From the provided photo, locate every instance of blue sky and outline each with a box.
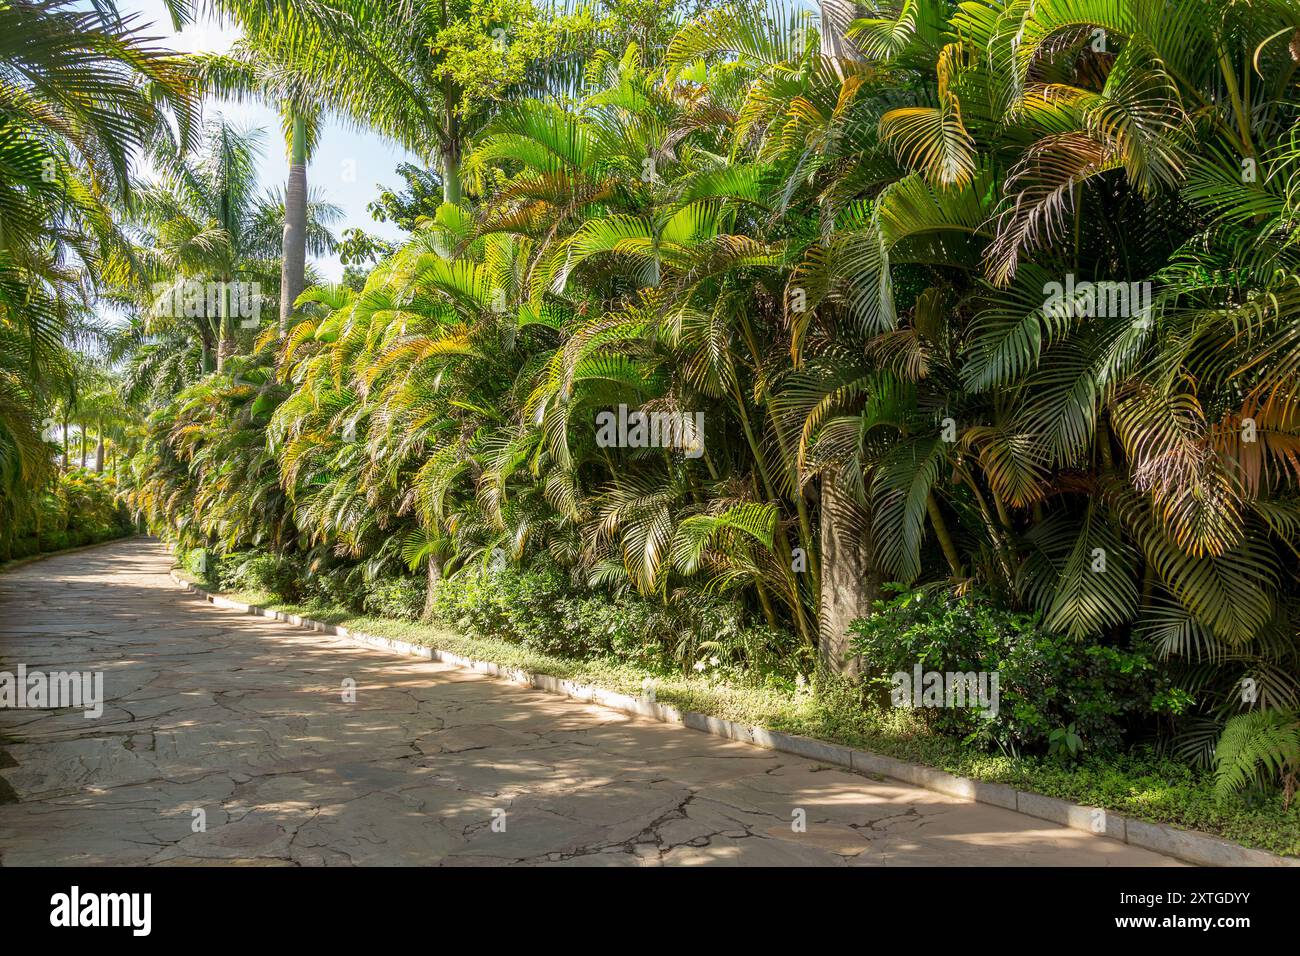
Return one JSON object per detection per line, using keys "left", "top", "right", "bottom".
{"left": 123, "top": 0, "right": 419, "bottom": 282}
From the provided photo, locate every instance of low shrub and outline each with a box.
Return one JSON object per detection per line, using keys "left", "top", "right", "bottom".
{"left": 2, "top": 469, "right": 134, "bottom": 562}
{"left": 364, "top": 575, "right": 426, "bottom": 621}
{"left": 176, "top": 546, "right": 218, "bottom": 585}
{"left": 302, "top": 561, "right": 367, "bottom": 611}
{"left": 849, "top": 586, "right": 1162, "bottom": 758}
{"left": 428, "top": 556, "right": 805, "bottom": 683}
{"left": 218, "top": 550, "right": 306, "bottom": 602}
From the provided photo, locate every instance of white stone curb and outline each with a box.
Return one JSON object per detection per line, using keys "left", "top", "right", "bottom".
{"left": 170, "top": 571, "right": 1299, "bottom": 868}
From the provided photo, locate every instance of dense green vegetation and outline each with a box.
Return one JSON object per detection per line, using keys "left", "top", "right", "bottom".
{"left": 1, "top": 469, "right": 135, "bottom": 563}
{"left": 4, "top": 0, "right": 1300, "bottom": 845}
{"left": 0, "top": 0, "right": 193, "bottom": 555}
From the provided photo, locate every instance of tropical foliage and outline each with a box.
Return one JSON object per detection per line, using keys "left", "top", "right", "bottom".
{"left": 9, "top": 0, "right": 1300, "bottom": 805}
{"left": 0, "top": 0, "right": 193, "bottom": 554}
{"left": 3, "top": 468, "right": 135, "bottom": 561}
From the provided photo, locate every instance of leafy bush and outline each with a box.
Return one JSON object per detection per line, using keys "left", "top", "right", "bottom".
{"left": 176, "top": 546, "right": 217, "bottom": 585}
{"left": 59, "top": 469, "right": 133, "bottom": 542}
{"left": 849, "top": 586, "right": 1162, "bottom": 757}
{"left": 303, "top": 562, "right": 369, "bottom": 612}
{"left": 218, "top": 550, "right": 306, "bottom": 602}
{"left": 1214, "top": 710, "right": 1300, "bottom": 807}
{"left": 3, "top": 469, "right": 134, "bottom": 562}
{"left": 364, "top": 575, "right": 426, "bottom": 621}
{"left": 428, "top": 556, "right": 804, "bottom": 683}
{"left": 429, "top": 560, "right": 597, "bottom": 657}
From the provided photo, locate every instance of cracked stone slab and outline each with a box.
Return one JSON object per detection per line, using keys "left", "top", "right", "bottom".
{"left": 0, "top": 539, "right": 1184, "bottom": 867}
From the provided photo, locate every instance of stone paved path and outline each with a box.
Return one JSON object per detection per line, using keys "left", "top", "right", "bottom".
{"left": 0, "top": 539, "right": 1182, "bottom": 866}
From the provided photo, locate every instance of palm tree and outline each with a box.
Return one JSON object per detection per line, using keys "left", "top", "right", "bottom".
{"left": 282, "top": 112, "right": 311, "bottom": 331}
{"left": 186, "top": 38, "right": 326, "bottom": 332}
{"left": 0, "top": 0, "right": 193, "bottom": 552}
{"left": 770, "top": 0, "right": 1300, "bottom": 711}
{"left": 72, "top": 371, "right": 133, "bottom": 473}
{"left": 130, "top": 120, "right": 340, "bottom": 371}
{"left": 213, "top": 0, "right": 622, "bottom": 205}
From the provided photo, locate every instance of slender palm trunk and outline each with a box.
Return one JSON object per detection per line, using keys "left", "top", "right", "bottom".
{"left": 423, "top": 552, "right": 444, "bottom": 621}
{"left": 216, "top": 273, "right": 234, "bottom": 371}
{"left": 736, "top": 310, "right": 821, "bottom": 594}
{"left": 441, "top": 79, "right": 462, "bottom": 205}
{"left": 441, "top": 139, "right": 462, "bottom": 205}
{"left": 280, "top": 113, "right": 308, "bottom": 333}
{"left": 810, "top": 4, "right": 878, "bottom": 675}
{"left": 200, "top": 322, "right": 215, "bottom": 374}
{"left": 94, "top": 416, "right": 104, "bottom": 473}
{"left": 927, "top": 493, "right": 964, "bottom": 577}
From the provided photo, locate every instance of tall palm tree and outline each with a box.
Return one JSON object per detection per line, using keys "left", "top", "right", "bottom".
{"left": 200, "top": 0, "right": 468, "bottom": 205}
{"left": 186, "top": 38, "right": 325, "bottom": 332}
{"left": 130, "top": 120, "right": 340, "bottom": 371}
{"left": 212, "top": 0, "right": 620, "bottom": 205}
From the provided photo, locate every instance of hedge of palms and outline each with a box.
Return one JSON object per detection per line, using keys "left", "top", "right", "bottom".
{"left": 115, "top": 0, "right": 1300, "bottom": 799}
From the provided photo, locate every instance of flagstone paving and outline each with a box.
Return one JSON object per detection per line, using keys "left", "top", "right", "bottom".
{"left": 0, "top": 539, "right": 1183, "bottom": 866}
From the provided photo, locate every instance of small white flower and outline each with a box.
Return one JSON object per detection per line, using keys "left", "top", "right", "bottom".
{"left": 693, "top": 660, "right": 707, "bottom": 672}
{"left": 708, "top": 656, "right": 720, "bottom": 666}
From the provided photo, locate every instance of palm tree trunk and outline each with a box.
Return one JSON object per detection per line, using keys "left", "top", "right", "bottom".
{"left": 94, "top": 416, "right": 104, "bottom": 473}
{"left": 423, "top": 552, "right": 444, "bottom": 621}
{"left": 736, "top": 309, "right": 821, "bottom": 595}
{"left": 927, "top": 493, "right": 964, "bottom": 577}
{"left": 819, "top": 0, "right": 861, "bottom": 75}
{"left": 279, "top": 113, "right": 308, "bottom": 333}
{"left": 441, "top": 81, "right": 462, "bottom": 205}
{"left": 817, "top": 470, "right": 879, "bottom": 677}
{"left": 200, "top": 325, "right": 215, "bottom": 374}
{"left": 441, "top": 140, "right": 462, "bottom": 205}
{"left": 216, "top": 274, "right": 235, "bottom": 371}
{"left": 813, "top": 5, "right": 872, "bottom": 674}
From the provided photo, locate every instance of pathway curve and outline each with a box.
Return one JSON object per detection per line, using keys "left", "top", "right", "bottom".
{"left": 0, "top": 539, "right": 1182, "bottom": 866}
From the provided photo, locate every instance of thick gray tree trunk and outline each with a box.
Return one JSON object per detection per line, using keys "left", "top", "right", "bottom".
{"left": 818, "top": 471, "right": 880, "bottom": 677}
